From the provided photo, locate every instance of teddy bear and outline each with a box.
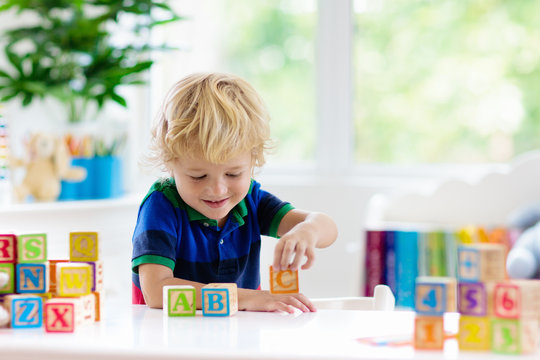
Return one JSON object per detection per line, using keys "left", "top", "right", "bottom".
{"left": 10, "top": 132, "right": 87, "bottom": 202}
{"left": 506, "top": 204, "right": 540, "bottom": 279}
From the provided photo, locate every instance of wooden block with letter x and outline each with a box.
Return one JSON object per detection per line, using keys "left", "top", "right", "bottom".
{"left": 163, "top": 285, "right": 196, "bottom": 316}
{"left": 269, "top": 266, "right": 299, "bottom": 294}
{"left": 202, "top": 283, "right": 238, "bottom": 317}
{"left": 44, "top": 297, "right": 83, "bottom": 333}
{"left": 70, "top": 232, "right": 99, "bottom": 262}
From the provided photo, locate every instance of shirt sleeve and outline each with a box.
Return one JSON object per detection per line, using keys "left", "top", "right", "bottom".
{"left": 251, "top": 181, "right": 294, "bottom": 238}
{"left": 131, "top": 191, "right": 179, "bottom": 273}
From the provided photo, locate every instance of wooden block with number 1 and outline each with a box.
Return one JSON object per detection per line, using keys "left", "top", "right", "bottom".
{"left": 269, "top": 266, "right": 299, "bottom": 294}
{"left": 414, "top": 315, "right": 445, "bottom": 350}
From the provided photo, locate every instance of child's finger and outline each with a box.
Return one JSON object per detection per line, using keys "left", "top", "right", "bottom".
{"left": 301, "top": 247, "right": 315, "bottom": 270}
{"left": 273, "top": 240, "right": 285, "bottom": 270}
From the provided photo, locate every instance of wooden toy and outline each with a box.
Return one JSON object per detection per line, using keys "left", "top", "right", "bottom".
{"left": 269, "top": 266, "right": 299, "bottom": 294}
{"left": 80, "top": 293, "right": 96, "bottom": 324}
{"left": 458, "top": 315, "right": 491, "bottom": 351}
{"left": 93, "top": 291, "right": 104, "bottom": 322}
{"left": 458, "top": 282, "right": 487, "bottom": 316}
{"left": 17, "top": 233, "right": 47, "bottom": 263}
{"left": 48, "top": 259, "right": 69, "bottom": 293}
{"left": 76, "top": 260, "right": 104, "bottom": 292}
{"left": 44, "top": 297, "right": 83, "bottom": 333}
{"left": 4, "top": 294, "right": 43, "bottom": 328}
{"left": 202, "top": 283, "right": 238, "bottom": 317}
{"left": 163, "top": 285, "right": 196, "bottom": 317}
{"left": 415, "top": 276, "right": 456, "bottom": 315}
{"left": 491, "top": 318, "right": 539, "bottom": 354}
{"left": 16, "top": 262, "right": 49, "bottom": 293}
{"left": 457, "top": 243, "right": 506, "bottom": 283}
{"left": 69, "top": 232, "right": 99, "bottom": 262}
{"left": 414, "top": 315, "right": 445, "bottom": 350}
{"left": 0, "top": 234, "right": 17, "bottom": 263}
{"left": 0, "top": 263, "right": 15, "bottom": 293}
{"left": 56, "top": 262, "right": 92, "bottom": 297}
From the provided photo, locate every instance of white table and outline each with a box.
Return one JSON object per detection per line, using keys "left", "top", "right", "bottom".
{"left": 0, "top": 298, "right": 538, "bottom": 360}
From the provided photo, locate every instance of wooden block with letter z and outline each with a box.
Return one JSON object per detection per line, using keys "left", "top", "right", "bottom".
{"left": 56, "top": 262, "right": 92, "bottom": 297}
{"left": 4, "top": 294, "right": 43, "bottom": 328}
{"left": 414, "top": 315, "right": 445, "bottom": 350}
{"left": 457, "top": 243, "right": 506, "bottom": 283}
{"left": 44, "top": 297, "right": 83, "bottom": 333}
{"left": 202, "top": 283, "right": 238, "bottom": 316}
{"left": 70, "top": 232, "right": 99, "bottom": 262}
{"left": 0, "top": 234, "right": 17, "bottom": 263}
{"left": 17, "top": 233, "right": 47, "bottom": 263}
{"left": 269, "top": 266, "right": 299, "bottom": 294}
{"left": 415, "top": 276, "right": 456, "bottom": 315}
{"left": 163, "top": 285, "right": 196, "bottom": 316}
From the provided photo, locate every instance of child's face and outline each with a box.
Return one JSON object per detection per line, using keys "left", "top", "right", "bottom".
{"left": 170, "top": 151, "right": 253, "bottom": 227}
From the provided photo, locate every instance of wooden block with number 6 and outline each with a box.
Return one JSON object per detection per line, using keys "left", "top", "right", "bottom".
{"left": 269, "top": 266, "right": 299, "bottom": 294}
{"left": 163, "top": 285, "right": 196, "bottom": 316}
{"left": 494, "top": 280, "right": 540, "bottom": 320}
{"left": 414, "top": 315, "right": 445, "bottom": 350}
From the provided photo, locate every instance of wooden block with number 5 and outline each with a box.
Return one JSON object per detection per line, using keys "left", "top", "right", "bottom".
{"left": 415, "top": 276, "right": 456, "bottom": 315}
{"left": 414, "top": 315, "right": 445, "bottom": 350}
{"left": 269, "top": 266, "right": 299, "bottom": 294}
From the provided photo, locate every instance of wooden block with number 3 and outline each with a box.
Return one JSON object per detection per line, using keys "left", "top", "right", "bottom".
{"left": 269, "top": 266, "right": 299, "bottom": 294}
{"left": 414, "top": 315, "right": 445, "bottom": 350}
{"left": 491, "top": 318, "right": 540, "bottom": 354}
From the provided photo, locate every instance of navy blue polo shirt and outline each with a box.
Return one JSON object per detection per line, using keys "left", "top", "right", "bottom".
{"left": 131, "top": 178, "right": 293, "bottom": 304}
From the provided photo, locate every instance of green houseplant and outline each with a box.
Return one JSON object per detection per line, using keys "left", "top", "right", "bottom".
{"left": 0, "top": 0, "right": 180, "bottom": 123}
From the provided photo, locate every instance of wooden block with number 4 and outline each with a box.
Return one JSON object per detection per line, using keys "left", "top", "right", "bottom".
{"left": 269, "top": 266, "right": 299, "bottom": 294}
{"left": 414, "top": 315, "right": 445, "bottom": 350}
{"left": 415, "top": 276, "right": 456, "bottom": 315}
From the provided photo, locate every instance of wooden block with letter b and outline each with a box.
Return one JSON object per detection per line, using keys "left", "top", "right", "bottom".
{"left": 414, "top": 315, "right": 445, "bottom": 350}
{"left": 269, "top": 266, "right": 299, "bottom": 294}
{"left": 163, "top": 285, "right": 196, "bottom": 317}
{"left": 415, "top": 276, "right": 456, "bottom": 315}
{"left": 202, "top": 283, "right": 238, "bottom": 316}
{"left": 69, "top": 232, "right": 99, "bottom": 262}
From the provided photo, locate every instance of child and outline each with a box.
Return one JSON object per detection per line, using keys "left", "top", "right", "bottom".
{"left": 131, "top": 72, "right": 338, "bottom": 313}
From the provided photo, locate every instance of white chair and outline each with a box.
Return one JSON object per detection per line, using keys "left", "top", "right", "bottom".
{"left": 312, "top": 284, "right": 395, "bottom": 311}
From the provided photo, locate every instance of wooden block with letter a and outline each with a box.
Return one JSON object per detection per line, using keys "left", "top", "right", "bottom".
{"left": 491, "top": 317, "right": 539, "bottom": 354}
{"left": 269, "top": 266, "right": 299, "bottom": 294}
{"left": 458, "top": 315, "right": 491, "bottom": 351}
{"left": 414, "top": 315, "right": 445, "bottom": 350}
{"left": 56, "top": 262, "right": 92, "bottom": 297}
{"left": 4, "top": 294, "right": 43, "bottom": 328}
{"left": 69, "top": 232, "right": 99, "bottom": 262}
{"left": 163, "top": 285, "right": 196, "bottom": 316}
{"left": 202, "top": 283, "right": 238, "bottom": 316}
{"left": 44, "top": 297, "right": 83, "bottom": 333}
{"left": 415, "top": 276, "right": 456, "bottom": 315}
{"left": 0, "top": 234, "right": 17, "bottom": 263}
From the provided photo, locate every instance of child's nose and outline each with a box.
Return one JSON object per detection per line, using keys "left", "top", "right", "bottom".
{"left": 208, "top": 177, "right": 227, "bottom": 195}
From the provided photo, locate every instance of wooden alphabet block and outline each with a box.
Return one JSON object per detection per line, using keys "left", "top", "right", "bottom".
{"left": 4, "top": 294, "right": 43, "bottom": 328}
{"left": 269, "top": 266, "right": 299, "bottom": 294}
{"left": 48, "top": 259, "right": 69, "bottom": 293}
{"left": 0, "top": 234, "right": 17, "bottom": 263}
{"left": 44, "top": 297, "right": 83, "bottom": 333}
{"left": 457, "top": 243, "right": 506, "bottom": 283}
{"left": 415, "top": 276, "right": 456, "bottom": 315}
{"left": 74, "top": 260, "right": 104, "bottom": 292}
{"left": 79, "top": 293, "right": 96, "bottom": 324}
{"left": 163, "top": 285, "right": 196, "bottom": 317}
{"left": 414, "top": 315, "right": 445, "bottom": 350}
{"left": 491, "top": 318, "right": 539, "bottom": 354}
{"left": 202, "top": 283, "right": 238, "bottom": 316}
{"left": 0, "top": 263, "right": 15, "bottom": 293}
{"left": 16, "top": 262, "right": 49, "bottom": 293}
{"left": 56, "top": 263, "right": 92, "bottom": 297}
{"left": 458, "top": 316, "right": 491, "bottom": 351}
{"left": 69, "top": 232, "right": 99, "bottom": 262}
{"left": 17, "top": 233, "right": 47, "bottom": 263}
{"left": 93, "top": 291, "right": 105, "bottom": 322}
{"left": 458, "top": 282, "right": 487, "bottom": 316}
{"left": 498, "top": 279, "right": 540, "bottom": 320}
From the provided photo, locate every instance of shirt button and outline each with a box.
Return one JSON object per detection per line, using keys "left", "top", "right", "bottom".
{"left": 203, "top": 222, "right": 209, "bottom": 227}
{"left": 219, "top": 239, "right": 224, "bottom": 245}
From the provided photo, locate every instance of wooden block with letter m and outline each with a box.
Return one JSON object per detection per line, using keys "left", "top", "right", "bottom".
{"left": 269, "top": 266, "right": 299, "bottom": 294}
{"left": 163, "top": 285, "right": 196, "bottom": 317}
{"left": 202, "top": 283, "right": 238, "bottom": 317}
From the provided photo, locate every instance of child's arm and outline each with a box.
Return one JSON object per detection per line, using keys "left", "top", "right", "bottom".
{"left": 273, "top": 209, "right": 338, "bottom": 271}
{"left": 139, "top": 263, "right": 316, "bottom": 312}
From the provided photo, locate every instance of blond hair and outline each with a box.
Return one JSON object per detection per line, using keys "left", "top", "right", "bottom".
{"left": 148, "top": 73, "right": 272, "bottom": 171}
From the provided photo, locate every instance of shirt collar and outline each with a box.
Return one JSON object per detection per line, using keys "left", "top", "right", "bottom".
{"left": 185, "top": 197, "right": 248, "bottom": 227}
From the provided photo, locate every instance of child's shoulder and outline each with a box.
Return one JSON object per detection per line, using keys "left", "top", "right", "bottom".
{"left": 142, "top": 178, "right": 182, "bottom": 207}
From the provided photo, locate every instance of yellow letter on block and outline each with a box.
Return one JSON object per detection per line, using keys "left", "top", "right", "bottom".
{"left": 70, "top": 232, "right": 99, "bottom": 262}
{"left": 269, "top": 266, "right": 299, "bottom": 294}
{"left": 56, "top": 263, "right": 92, "bottom": 297}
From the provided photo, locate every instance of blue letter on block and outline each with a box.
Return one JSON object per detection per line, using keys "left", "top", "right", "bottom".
{"left": 16, "top": 263, "right": 47, "bottom": 293}
{"left": 11, "top": 297, "right": 43, "bottom": 328}
{"left": 202, "top": 289, "right": 230, "bottom": 316}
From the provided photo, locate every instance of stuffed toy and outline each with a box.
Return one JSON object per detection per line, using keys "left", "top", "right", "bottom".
{"left": 10, "top": 133, "right": 87, "bottom": 202}
{"left": 0, "top": 272, "right": 9, "bottom": 327}
{"left": 506, "top": 205, "right": 540, "bottom": 279}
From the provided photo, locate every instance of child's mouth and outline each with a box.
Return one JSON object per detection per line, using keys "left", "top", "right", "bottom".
{"left": 204, "top": 199, "right": 228, "bottom": 208}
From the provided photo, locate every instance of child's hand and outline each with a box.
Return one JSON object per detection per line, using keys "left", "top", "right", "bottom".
{"left": 273, "top": 224, "right": 317, "bottom": 271}
{"left": 238, "top": 288, "right": 316, "bottom": 313}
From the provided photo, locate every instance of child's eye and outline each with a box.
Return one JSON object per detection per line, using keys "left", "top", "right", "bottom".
{"left": 226, "top": 173, "right": 241, "bottom": 178}
{"left": 190, "top": 175, "right": 206, "bottom": 180}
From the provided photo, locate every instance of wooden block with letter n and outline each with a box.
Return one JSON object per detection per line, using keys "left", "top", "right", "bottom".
{"left": 202, "top": 283, "right": 238, "bottom": 317}
{"left": 414, "top": 315, "right": 445, "bottom": 350}
{"left": 56, "top": 262, "right": 92, "bottom": 297}
{"left": 17, "top": 233, "right": 47, "bottom": 263}
{"left": 4, "top": 294, "right": 43, "bottom": 328}
{"left": 458, "top": 315, "right": 491, "bottom": 351}
{"left": 0, "top": 263, "right": 15, "bottom": 293}
{"left": 491, "top": 317, "right": 539, "bottom": 354}
{"left": 269, "top": 266, "right": 299, "bottom": 294}
{"left": 70, "top": 232, "right": 99, "bottom": 262}
{"left": 163, "top": 285, "right": 196, "bottom": 316}
{"left": 415, "top": 276, "right": 456, "bottom": 315}
{"left": 44, "top": 297, "right": 83, "bottom": 333}
{"left": 457, "top": 243, "right": 506, "bottom": 283}
{"left": 16, "top": 262, "right": 49, "bottom": 293}
{"left": 0, "top": 234, "right": 17, "bottom": 263}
